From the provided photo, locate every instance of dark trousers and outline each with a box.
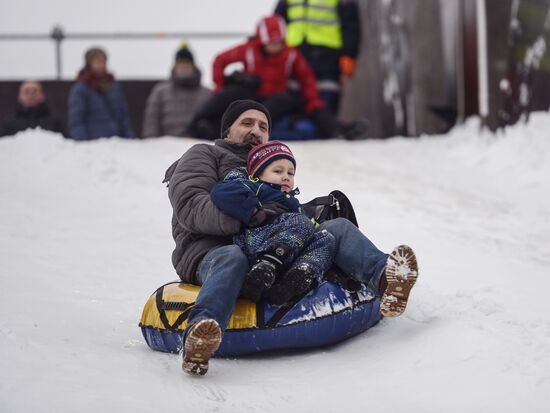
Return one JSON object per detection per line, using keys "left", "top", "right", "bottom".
{"left": 299, "top": 44, "right": 342, "bottom": 115}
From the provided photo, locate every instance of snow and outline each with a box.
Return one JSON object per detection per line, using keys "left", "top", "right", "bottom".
{"left": 1, "top": 113, "right": 550, "bottom": 412}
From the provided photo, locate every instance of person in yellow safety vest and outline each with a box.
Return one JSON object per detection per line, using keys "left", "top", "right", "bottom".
{"left": 275, "top": 0, "right": 361, "bottom": 115}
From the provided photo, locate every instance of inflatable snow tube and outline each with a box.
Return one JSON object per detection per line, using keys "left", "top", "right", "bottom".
{"left": 140, "top": 280, "right": 382, "bottom": 357}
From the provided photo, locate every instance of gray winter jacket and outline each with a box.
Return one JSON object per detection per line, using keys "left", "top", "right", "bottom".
{"left": 164, "top": 139, "right": 252, "bottom": 282}
{"left": 142, "top": 69, "right": 210, "bottom": 137}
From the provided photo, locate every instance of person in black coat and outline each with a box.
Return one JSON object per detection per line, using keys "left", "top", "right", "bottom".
{"left": 1, "top": 81, "right": 63, "bottom": 137}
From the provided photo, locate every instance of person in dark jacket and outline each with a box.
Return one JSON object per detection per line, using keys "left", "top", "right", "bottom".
{"left": 275, "top": 0, "right": 361, "bottom": 114}
{"left": 210, "top": 141, "right": 336, "bottom": 304}
{"left": 1, "top": 81, "right": 63, "bottom": 137}
{"left": 142, "top": 43, "right": 210, "bottom": 137}
{"left": 68, "top": 47, "right": 136, "bottom": 140}
{"left": 186, "top": 15, "right": 363, "bottom": 140}
{"left": 164, "top": 99, "right": 419, "bottom": 377}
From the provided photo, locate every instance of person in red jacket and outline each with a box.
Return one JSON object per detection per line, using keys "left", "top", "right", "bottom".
{"left": 186, "top": 15, "right": 364, "bottom": 140}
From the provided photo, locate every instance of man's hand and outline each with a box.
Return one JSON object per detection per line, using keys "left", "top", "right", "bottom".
{"left": 339, "top": 56, "right": 357, "bottom": 78}
{"left": 248, "top": 202, "right": 289, "bottom": 227}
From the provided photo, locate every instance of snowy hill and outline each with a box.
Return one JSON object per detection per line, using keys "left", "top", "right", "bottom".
{"left": 1, "top": 114, "right": 549, "bottom": 412}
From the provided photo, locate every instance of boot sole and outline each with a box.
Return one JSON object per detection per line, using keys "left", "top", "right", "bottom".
{"left": 182, "top": 319, "right": 222, "bottom": 376}
{"left": 380, "top": 245, "right": 419, "bottom": 317}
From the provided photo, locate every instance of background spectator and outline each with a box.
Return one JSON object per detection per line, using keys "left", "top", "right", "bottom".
{"left": 186, "top": 15, "right": 364, "bottom": 140}
{"left": 142, "top": 43, "right": 210, "bottom": 138}
{"left": 275, "top": 0, "right": 361, "bottom": 115}
{"left": 1, "top": 80, "right": 63, "bottom": 137}
{"left": 68, "top": 47, "right": 136, "bottom": 140}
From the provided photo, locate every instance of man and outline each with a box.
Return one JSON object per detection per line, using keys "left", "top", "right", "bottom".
{"left": 142, "top": 43, "right": 210, "bottom": 137}
{"left": 186, "top": 15, "right": 364, "bottom": 141}
{"left": 1, "top": 80, "right": 63, "bottom": 137}
{"left": 165, "top": 99, "right": 418, "bottom": 376}
{"left": 275, "top": 0, "right": 361, "bottom": 115}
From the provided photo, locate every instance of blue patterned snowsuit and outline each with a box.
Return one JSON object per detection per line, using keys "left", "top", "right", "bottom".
{"left": 210, "top": 167, "right": 335, "bottom": 281}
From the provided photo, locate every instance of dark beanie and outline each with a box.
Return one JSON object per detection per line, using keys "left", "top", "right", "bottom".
{"left": 247, "top": 140, "right": 295, "bottom": 178}
{"left": 175, "top": 45, "right": 194, "bottom": 64}
{"left": 220, "top": 99, "right": 272, "bottom": 137}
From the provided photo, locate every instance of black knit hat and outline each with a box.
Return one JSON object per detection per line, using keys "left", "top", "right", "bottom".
{"left": 220, "top": 99, "right": 272, "bottom": 138}
{"left": 175, "top": 45, "right": 194, "bottom": 64}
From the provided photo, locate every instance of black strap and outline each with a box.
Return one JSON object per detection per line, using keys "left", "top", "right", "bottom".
{"left": 264, "top": 291, "right": 309, "bottom": 328}
{"left": 170, "top": 308, "right": 193, "bottom": 330}
{"left": 305, "top": 195, "right": 334, "bottom": 206}
{"left": 255, "top": 301, "right": 265, "bottom": 328}
{"left": 155, "top": 286, "right": 171, "bottom": 329}
{"left": 161, "top": 301, "right": 191, "bottom": 311}
{"left": 154, "top": 285, "right": 195, "bottom": 330}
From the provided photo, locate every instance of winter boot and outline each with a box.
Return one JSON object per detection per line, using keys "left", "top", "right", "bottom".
{"left": 181, "top": 319, "right": 222, "bottom": 376}
{"left": 240, "top": 244, "right": 291, "bottom": 301}
{"left": 266, "top": 262, "right": 316, "bottom": 306}
{"left": 380, "top": 245, "right": 419, "bottom": 317}
{"left": 240, "top": 261, "right": 277, "bottom": 301}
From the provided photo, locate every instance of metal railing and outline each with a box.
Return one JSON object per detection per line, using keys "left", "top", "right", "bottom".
{"left": 0, "top": 25, "right": 249, "bottom": 79}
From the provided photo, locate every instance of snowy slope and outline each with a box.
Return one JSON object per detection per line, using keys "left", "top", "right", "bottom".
{"left": 1, "top": 113, "right": 549, "bottom": 412}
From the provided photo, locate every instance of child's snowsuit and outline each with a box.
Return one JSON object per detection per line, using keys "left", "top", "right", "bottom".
{"left": 210, "top": 167, "right": 335, "bottom": 280}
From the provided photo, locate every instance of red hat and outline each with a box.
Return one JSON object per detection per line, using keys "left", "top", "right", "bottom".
{"left": 256, "top": 15, "right": 286, "bottom": 45}
{"left": 247, "top": 141, "right": 296, "bottom": 178}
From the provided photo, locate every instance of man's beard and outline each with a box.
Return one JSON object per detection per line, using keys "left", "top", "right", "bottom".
{"left": 243, "top": 133, "right": 263, "bottom": 146}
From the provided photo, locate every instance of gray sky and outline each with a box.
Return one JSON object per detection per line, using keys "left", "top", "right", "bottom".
{"left": 0, "top": 0, "right": 276, "bottom": 82}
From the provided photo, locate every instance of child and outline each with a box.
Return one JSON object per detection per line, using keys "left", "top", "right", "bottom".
{"left": 210, "top": 141, "right": 336, "bottom": 304}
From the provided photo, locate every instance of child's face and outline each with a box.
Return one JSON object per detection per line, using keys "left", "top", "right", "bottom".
{"left": 258, "top": 159, "right": 295, "bottom": 192}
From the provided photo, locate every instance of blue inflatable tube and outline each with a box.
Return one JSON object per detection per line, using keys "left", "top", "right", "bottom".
{"left": 140, "top": 280, "right": 382, "bottom": 357}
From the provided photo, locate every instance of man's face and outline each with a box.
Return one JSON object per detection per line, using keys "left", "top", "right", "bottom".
{"left": 225, "top": 109, "right": 269, "bottom": 146}
{"left": 18, "top": 81, "right": 45, "bottom": 108}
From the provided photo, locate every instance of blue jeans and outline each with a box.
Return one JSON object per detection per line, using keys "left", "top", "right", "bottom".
{"left": 186, "top": 244, "right": 249, "bottom": 332}
{"left": 186, "top": 218, "right": 389, "bottom": 332}
{"left": 318, "top": 218, "right": 389, "bottom": 293}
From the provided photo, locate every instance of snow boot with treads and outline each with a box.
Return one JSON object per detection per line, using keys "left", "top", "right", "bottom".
{"left": 181, "top": 319, "right": 222, "bottom": 376}
{"left": 380, "top": 245, "right": 419, "bottom": 317}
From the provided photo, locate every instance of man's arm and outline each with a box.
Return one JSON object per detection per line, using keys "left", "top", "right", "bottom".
{"left": 168, "top": 144, "right": 242, "bottom": 236}
{"left": 339, "top": 0, "right": 362, "bottom": 65}
{"left": 212, "top": 44, "right": 248, "bottom": 92}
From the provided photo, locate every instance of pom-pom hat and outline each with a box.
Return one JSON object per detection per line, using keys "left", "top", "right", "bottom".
{"left": 247, "top": 141, "right": 296, "bottom": 178}
{"left": 175, "top": 43, "right": 194, "bottom": 64}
